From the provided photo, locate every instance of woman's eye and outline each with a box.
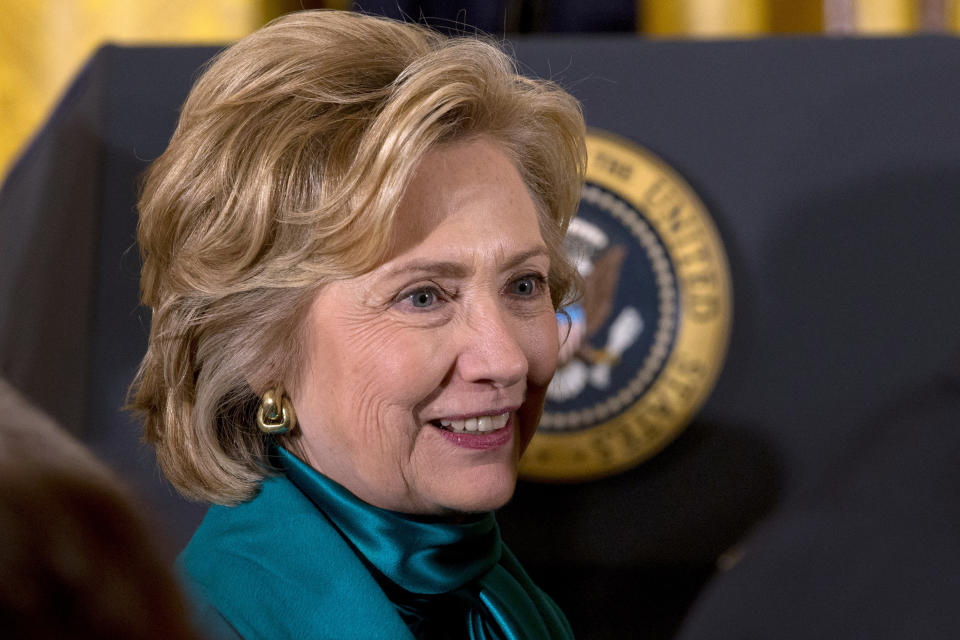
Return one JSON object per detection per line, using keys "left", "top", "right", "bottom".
{"left": 410, "top": 289, "right": 436, "bottom": 307}
{"left": 398, "top": 286, "right": 442, "bottom": 309}
{"left": 508, "top": 275, "right": 544, "bottom": 297}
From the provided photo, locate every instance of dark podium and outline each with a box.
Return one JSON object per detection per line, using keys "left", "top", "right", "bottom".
{"left": 3, "top": 36, "right": 960, "bottom": 639}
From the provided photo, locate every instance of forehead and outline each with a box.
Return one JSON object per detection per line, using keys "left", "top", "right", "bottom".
{"left": 386, "top": 139, "right": 544, "bottom": 260}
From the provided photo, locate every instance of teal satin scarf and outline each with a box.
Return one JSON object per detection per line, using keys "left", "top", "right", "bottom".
{"left": 277, "top": 447, "right": 573, "bottom": 640}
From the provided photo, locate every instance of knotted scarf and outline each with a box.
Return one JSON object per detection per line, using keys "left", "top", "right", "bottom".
{"left": 277, "top": 447, "right": 573, "bottom": 640}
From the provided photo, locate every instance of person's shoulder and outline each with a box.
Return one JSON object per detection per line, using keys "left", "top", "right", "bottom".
{"left": 179, "top": 473, "right": 344, "bottom": 595}
{"left": 177, "top": 473, "right": 413, "bottom": 639}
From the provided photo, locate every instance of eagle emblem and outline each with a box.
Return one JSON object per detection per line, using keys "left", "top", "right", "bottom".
{"left": 549, "top": 217, "right": 644, "bottom": 402}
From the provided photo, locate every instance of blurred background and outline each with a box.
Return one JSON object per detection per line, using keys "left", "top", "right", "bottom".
{"left": 4, "top": 0, "right": 960, "bottom": 181}
{"left": 3, "top": 2, "right": 960, "bottom": 638}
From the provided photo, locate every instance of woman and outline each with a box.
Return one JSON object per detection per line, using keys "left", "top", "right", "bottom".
{"left": 131, "top": 10, "right": 585, "bottom": 639}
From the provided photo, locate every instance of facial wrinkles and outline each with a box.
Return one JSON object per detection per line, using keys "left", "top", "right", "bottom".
{"left": 337, "top": 308, "right": 427, "bottom": 440}
{"left": 299, "top": 292, "right": 400, "bottom": 479}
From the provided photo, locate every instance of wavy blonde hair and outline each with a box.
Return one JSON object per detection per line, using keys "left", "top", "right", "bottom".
{"left": 130, "top": 10, "right": 586, "bottom": 505}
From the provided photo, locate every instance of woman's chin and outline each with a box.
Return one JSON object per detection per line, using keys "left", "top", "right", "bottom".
{"left": 427, "top": 469, "right": 519, "bottom": 515}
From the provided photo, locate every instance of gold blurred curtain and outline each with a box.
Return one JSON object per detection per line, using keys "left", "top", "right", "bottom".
{"left": 0, "top": 0, "right": 349, "bottom": 181}
{"left": 642, "top": 0, "right": 775, "bottom": 36}
{"left": 641, "top": 0, "right": 960, "bottom": 36}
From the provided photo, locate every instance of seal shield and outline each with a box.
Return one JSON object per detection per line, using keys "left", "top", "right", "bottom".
{"left": 520, "top": 130, "right": 732, "bottom": 481}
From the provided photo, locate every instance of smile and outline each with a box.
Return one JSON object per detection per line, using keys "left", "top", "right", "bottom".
{"left": 434, "top": 412, "right": 510, "bottom": 433}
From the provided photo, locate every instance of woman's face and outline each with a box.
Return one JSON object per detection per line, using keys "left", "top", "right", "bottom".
{"left": 291, "top": 139, "right": 559, "bottom": 515}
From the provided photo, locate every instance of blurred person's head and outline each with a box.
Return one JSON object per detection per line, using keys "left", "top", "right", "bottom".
{"left": 0, "top": 379, "right": 199, "bottom": 639}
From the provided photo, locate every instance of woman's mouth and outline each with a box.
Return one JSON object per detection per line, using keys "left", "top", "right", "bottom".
{"left": 430, "top": 411, "right": 515, "bottom": 450}
{"left": 434, "top": 413, "right": 509, "bottom": 433}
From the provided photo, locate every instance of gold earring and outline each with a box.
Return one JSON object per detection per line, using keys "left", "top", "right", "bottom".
{"left": 257, "top": 386, "right": 296, "bottom": 435}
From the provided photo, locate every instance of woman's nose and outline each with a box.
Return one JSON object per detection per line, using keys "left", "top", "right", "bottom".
{"left": 457, "top": 303, "right": 528, "bottom": 388}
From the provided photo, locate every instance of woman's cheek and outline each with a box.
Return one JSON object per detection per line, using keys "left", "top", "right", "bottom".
{"left": 513, "top": 311, "right": 559, "bottom": 455}
{"left": 527, "top": 310, "right": 561, "bottom": 386}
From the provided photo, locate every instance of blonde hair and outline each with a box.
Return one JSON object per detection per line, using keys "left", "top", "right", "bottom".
{"left": 130, "top": 10, "right": 586, "bottom": 504}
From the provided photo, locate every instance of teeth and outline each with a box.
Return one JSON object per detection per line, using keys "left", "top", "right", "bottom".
{"left": 437, "top": 413, "right": 509, "bottom": 433}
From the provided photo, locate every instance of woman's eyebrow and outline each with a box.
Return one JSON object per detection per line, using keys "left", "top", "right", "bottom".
{"left": 500, "top": 246, "right": 550, "bottom": 272}
{"left": 383, "top": 260, "right": 470, "bottom": 280}
{"left": 383, "top": 246, "right": 550, "bottom": 281}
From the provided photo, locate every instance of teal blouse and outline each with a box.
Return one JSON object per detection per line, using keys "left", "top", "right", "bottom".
{"left": 178, "top": 446, "right": 573, "bottom": 639}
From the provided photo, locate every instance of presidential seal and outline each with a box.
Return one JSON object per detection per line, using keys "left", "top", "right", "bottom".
{"left": 520, "top": 130, "right": 732, "bottom": 481}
